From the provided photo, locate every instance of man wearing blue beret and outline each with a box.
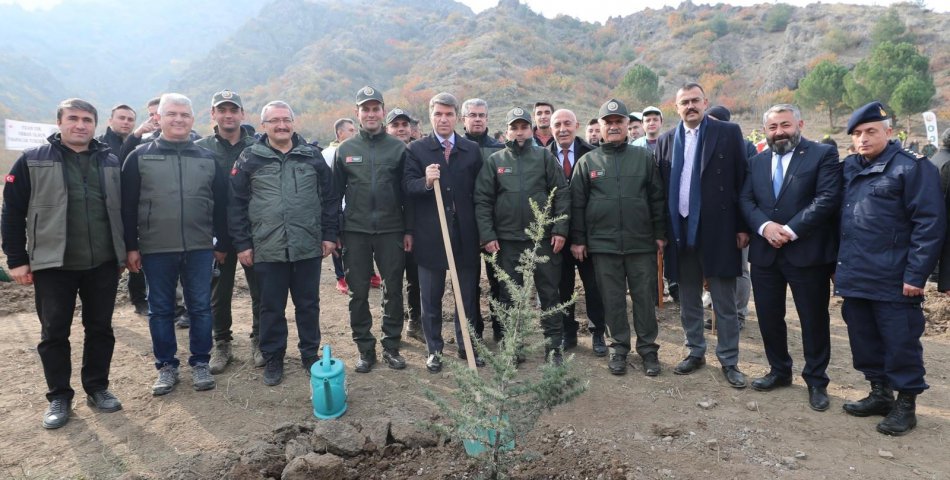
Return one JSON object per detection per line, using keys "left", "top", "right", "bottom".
{"left": 836, "top": 101, "right": 946, "bottom": 436}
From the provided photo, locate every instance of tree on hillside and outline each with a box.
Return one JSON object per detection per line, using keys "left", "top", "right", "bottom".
{"left": 796, "top": 60, "right": 849, "bottom": 128}
{"left": 764, "top": 4, "right": 795, "bottom": 32}
{"left": 843, "top": 41, "right": 934, "bottom": 123}
{"left": 617, "top": 64, "right": 662, "bottom": 106}
{"left": 870, "top": 7, "right": 913, "bottom": 45}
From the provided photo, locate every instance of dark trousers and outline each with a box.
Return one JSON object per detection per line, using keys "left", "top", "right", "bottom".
{"left": 405, "top": 251, "right": 421, "bottom": 321}
{"left": 128, "top": 270, "right": 146, "bottom": 303}
{"left": 475, "top": 252, "right": 503, "bottom": 339}
{"left": 498, "top": 239, "right": 563, "bottom": 347}
{"left": 332, "top": 251, "right": 345, "bottom": 280}
{"left": 751, "top": 257, "right": 833, "bottom": 387}
{"left": 417, "top": 263, "right": 479, "bottom": 355}
{"left": 254, "top": 257, "right": 322, "bottom": 361}
{"left": 33, "top": 261, "right": 119, "bottom": 401}
{"left": 592, "top": 253, "right": 659, "bottom": 357}
{"left": 342, "top": 231, "right": 405, "bottom": 353}
{"left": 211, "top": 249, "right": 261, "bottom": 342}
{"left": 559, "top": 247, "right": 605, "bottom": 337}
{"left": 842, "top": 297, "right": 928, "bottom": 394}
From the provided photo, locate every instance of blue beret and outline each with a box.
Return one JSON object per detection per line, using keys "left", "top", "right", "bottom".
{"left": 847, "top": 101, "right": 889, "bottom": 135}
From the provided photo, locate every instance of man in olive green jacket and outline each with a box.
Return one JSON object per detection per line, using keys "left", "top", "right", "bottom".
{"left": 570, "top": 99, "right": 668, "bottom": 377}
{"left": 474, "top": 107, "right": 570, "bottom": 364}
{"left": 195, "top": 89, "right": 263, "bottom": 374}
{"left": 333, "top": 87, "right": 411, "bottom": 373}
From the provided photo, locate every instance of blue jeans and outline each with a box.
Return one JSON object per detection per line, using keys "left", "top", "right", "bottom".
{"left": 142, "top": 250, "right": 214, "bottom": 369}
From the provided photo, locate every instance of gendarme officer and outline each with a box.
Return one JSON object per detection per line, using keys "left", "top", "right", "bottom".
{"left": 837, "top": 101, "right": 946, "bottom": 436}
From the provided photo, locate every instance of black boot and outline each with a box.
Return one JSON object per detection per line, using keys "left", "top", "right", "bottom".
{"left": 876, "top": 392, "right": 917, "bottom": 436}
{"left": 842, "top": 382, "right": 894, "bottom": 417}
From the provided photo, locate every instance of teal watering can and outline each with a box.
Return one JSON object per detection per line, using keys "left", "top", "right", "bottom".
{"left": 310, "top": 345, "right": 347, "bottom": 419}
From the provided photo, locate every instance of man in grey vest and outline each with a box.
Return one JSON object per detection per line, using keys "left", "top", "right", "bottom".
{"left": 2, "top": 98, "right": 126, "bottom": 429}
{"left": 121, "top": 93, "right": 230, "bottom": 396}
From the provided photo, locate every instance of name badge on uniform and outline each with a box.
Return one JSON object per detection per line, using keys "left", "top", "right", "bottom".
{"left": 345, "top": 156, "right": 363, "bottom": 164}
{"left": 497, "top": 167, "right": 513, "bottom": 175}
{"left": 590, "top": 169, "right": 606, "bottom": 179}
{"left": 141, "top": 155, "right": 164, "bottom": 161}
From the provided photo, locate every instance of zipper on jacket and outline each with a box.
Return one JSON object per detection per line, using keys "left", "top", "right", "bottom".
{"left": 30, "top": 213, "right": 38, "bottom": 260}
{"left": 518, "top": 151, "right": 526, "bottom": 235}
{"left": 370, "top": 139, "right": 378, "bottom": 232}
{"left": 177, "top": 151, "right": 187, "bottom": 251}
{"left": 83, "top": 163, "right": 94, "bottom": 266}
{"left": 614, "top": 152, "right": 623, "bottom": 252}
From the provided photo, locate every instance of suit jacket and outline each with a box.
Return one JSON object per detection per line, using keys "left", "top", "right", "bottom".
{"left": 739, "top": 139, "right": 842, "bottom": 268}
{"left": 404, "top": 133, "right": 483, "bottom": 270}
{"left": 550, "top": 136, "right": 595, "bottom": 184}
{"left": 656, "top": 116, "right": 749, "bottom": 279}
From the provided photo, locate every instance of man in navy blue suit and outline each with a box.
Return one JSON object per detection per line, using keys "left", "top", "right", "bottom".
{"left": 739, "top": 104, "right": 841, "bottom": 411}
{"left": 656, "top": 83, "right": 750, "bottom": 388}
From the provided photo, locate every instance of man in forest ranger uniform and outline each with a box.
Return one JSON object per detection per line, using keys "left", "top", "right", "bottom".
{"left": 194, "top": 90, "right": 262, "bottom": 374}
{"left": 2, "top": 98, "right": 126, "bottom": 429}
{"left": 333, "top": 86, "right": 412, "bottom": 373}
{"left": 385, "top": 107, "right": 423, "bottom": 342}
{"left": 837, "top": 101, "right": 946, "bottom": 436}
{"left": 462, "top": 97, "right": 504, "bottom": 342}
{"left": 570, "top": 99, "right": 667, "bottom": 376}
{"left": 230, "top": 100, "right": 338, "bottom": 386}
{"left": 122, "top": 93, "right": 230, "bottom": 396}
{"left": 474, "top": 107, "right": 570, "bottom": 364}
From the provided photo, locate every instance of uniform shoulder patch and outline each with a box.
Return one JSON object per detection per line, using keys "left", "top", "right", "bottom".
{"left": 4, "top": 174, "right": 14, "bottom": 183}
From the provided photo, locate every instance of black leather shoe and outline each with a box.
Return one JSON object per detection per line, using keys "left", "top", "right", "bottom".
{"left": 457, "top": 349, "right": 485, "bottom": 367}
{"left": 808, "top": 386, "right": 830, "bottom": 411}
{"left": 607, "top": 354, "right": 627, "bottom": 375}
{"left": 382, "top": 349, "right": 407, "bottom": 370}
{"left": 843, "top": 382, "right": 894, "bottom": 417}
{"left": 751, "top": 372, "right": 793, "bottom": 392}
{"left": 642, "top": 352, "right": 661, "bottom": 377}
{"left": 87, "top": 390, "right": 123, "bottom": 413}
{"left": 591, "top": 333, "right": 608, "bottom": 357}
{"left": 562, "top": 337, "right": 578, "bottom": 351}
{"left": 673, "top": 355, "right": 706, "bottom": 375}
{"left": 426, "top": 353, "right": 442, "bottom": 373}
{"left": 722, "top": 365, "right": 747, "bottom": 388}
{"left": 877, "top": 392, "right": 917, "bottom": 436}
{"left": 42, "top": 398, "right": 70, "bottom": 429}
{"left": 703, "top": 318, "right": 712, "bottom": 330}
{"left": 355, "top": 351, "right": 376, "bottom": 373}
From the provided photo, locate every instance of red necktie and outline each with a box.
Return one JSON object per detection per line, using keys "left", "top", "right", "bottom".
{"left": 562, "top": 148, "right": 572, "bottom": 178}
{"left": 443, "top": 139, "right": 452, "bottom": 163}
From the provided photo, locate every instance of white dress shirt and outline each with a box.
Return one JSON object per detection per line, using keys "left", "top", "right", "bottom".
{"left": 757, "top": 150, "right": 799, "bottom": 240}
{"left": 678, "top": 127, "right": 698, "bottom": 218}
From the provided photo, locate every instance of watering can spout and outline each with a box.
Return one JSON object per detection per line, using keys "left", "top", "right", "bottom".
{"left": 323, "top": 345, "right": 332, "bottom": 372}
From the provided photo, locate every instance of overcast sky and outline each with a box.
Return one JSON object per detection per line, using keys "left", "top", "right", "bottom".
{"left": 1, "top": 0, "right": 945, "bottom": 23}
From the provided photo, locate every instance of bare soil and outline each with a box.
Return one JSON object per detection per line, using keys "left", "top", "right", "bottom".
{"left": 1, "top": 262, "right": 949, "bottom": 479}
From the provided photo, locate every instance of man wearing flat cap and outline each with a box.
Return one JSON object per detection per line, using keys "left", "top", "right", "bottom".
{"left": 571, "top": 99, "right": 667, "bottom": 376}
{"left": 837, "top": 101, "right": 945, "bottom": 436}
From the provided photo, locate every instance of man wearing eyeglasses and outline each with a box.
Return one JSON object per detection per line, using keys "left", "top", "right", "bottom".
{"left": 333, "top": 86, "right": 412, "bottom": 374}
{"left": 229, "top": 101, "right": 338, "bottom": 386}
{"left": 461, "top": 98, "right": 504, "bottom": 342}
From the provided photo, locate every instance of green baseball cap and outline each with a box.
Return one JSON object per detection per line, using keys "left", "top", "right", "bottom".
{"left": 386, "top": 107, "right": 411, "bottom": 125}
{"left": 212, "top": 90, "right": 243, "bottom": 109}
{"left": 356, "top": 86, "right": 384, "bottom": 105}
{"left": 505, "top": 107, "right": 532, "bottom": 126}
{"left": 598, "top": 99, "right": 629, "bottom": 120}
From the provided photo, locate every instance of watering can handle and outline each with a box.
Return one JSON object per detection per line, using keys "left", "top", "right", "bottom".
{"left": 323, "top": 345, "right": 331, "bottom": 371}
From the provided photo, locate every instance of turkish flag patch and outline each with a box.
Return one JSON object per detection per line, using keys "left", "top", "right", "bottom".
{"left": 4, "top": 174, "right": 14, "bottom": 183}
{"left": 590, "top": 170, "right": 605, "bottom": 179}
{"left": 230, "top": 168, "right": 239, "bottom": 176}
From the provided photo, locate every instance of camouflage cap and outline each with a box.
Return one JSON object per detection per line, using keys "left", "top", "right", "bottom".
{"left": 598, "top": 99, "right": 629, "bottom": 120}
{"left": 211, "top": 90, "right": 242, "bottom": 109}
{"left": 385, "top": 107, "right": 411, "bottom": 125}
{"left": 505, "top": 107, "right": 532, "bottom": 126}
{"left": 356, "top": 86, "right": 384, "bottom": 105}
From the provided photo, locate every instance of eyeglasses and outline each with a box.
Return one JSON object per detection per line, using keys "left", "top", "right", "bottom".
{"left": 263, "top": 118, "right": 294, "bottom": 125}
{"left": 465, "top": 113, "right": 487, "bottom": 119}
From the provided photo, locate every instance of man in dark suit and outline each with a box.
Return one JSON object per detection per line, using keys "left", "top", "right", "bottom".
{"left": 549, "top": 108, "right": 607, "bottom": 357}
{"left": 656, "top": 82, "right": 750, "bottom": 388}
{"left": 739, "top": 104, "right": 842, "bottom": 411}
{"left": 404, "top": 92, "right": 484, "bottom": 373}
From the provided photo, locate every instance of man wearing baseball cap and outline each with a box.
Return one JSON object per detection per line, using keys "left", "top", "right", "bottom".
{"left": 474, "top": 107, "right": 570, "bottom": 365}
{"left": 195, "top": 90, "right": 262, "bottom": 374}
{"left": 627, "top": 112, "right": 644, "bottom": 144}
{"left": 333, "top": 86, "right": 411, "bottom": 373}
{"left": 632, "top": 106, "right": 663, "bottom": 152}
{"left": 837, "top": 101, "right": 945, "bottom": 436}
{"left": 570, "top": 99, "right": 667, "bottom": 376}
